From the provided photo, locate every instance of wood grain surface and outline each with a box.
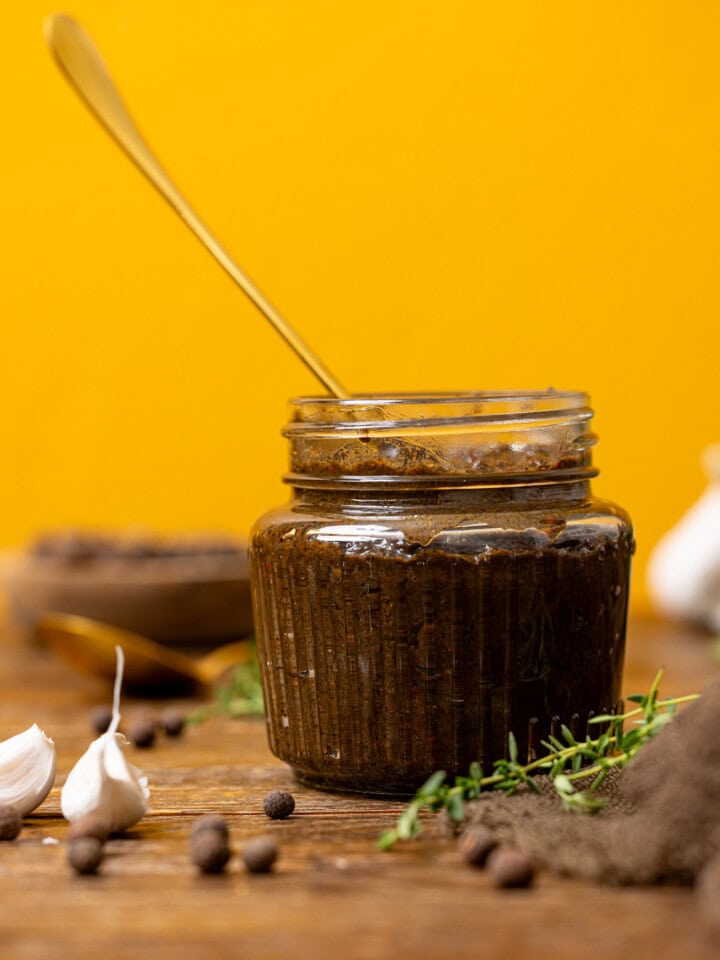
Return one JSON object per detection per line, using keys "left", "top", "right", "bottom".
{"left": 0, "top": 616, "right": 717, "bottom": 960}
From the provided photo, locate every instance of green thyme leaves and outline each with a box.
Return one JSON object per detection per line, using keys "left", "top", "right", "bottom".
{"left": 187, "top": 644, "right": 264, "bottom": 724}
{"left": 378, "top": 669, "right": 700, "bottom": 850}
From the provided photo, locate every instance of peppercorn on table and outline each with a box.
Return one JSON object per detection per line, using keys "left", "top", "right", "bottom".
{"left": 0, "top": 616, "right": 716, "bottom": 960}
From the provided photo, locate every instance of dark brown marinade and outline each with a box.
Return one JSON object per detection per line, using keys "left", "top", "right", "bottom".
{"left": 289, "top": 440, "right": 588, "bottom": 478}
{"left": 251, "top": 513, "right": 633, "bottom": 795}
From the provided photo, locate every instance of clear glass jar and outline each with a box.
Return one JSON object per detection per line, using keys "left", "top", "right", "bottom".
{"left": 250, "top": 392, "right": 633, "bottom": 795}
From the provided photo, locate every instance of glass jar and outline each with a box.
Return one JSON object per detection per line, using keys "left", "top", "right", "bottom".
{"left": 250, "top": 392, "right": 633, "bottom": 795}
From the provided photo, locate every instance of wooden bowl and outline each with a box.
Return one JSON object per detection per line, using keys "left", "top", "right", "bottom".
{"left": 1, "top": 533, "right": 253, "bottom": 648}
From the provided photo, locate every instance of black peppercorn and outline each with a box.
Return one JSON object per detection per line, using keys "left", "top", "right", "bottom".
{"left": 262, "top": 790, "right": 295, "bottom": 820}
{"left": 241, "top": 836, "right": 278, "bottom": 874}
{"left": 128, "top": 716, "right": 156, "bottom": 748}
{"left": 458, "top": 826, "right": 497, "bottom": 867}
{"left": 190, "top": 814, "right": 229, "bottom": 843}
{"left": 487, "top": 847, "right": 535, "bottom": 889}
{"left": 190, "top": 831, "right": 231, "bottom": 874}
{"left": 0, "top": 804, "right": 22, "bottom": 841}
{"left": 67, "top": 814, "right": 111, "bottom": 843}
{"left": 90, "top": 705, "right": 113, "bottom": 735}
{"left": 161, "top": 709, "right": 186, "bottom": 738}
{"left": 68, "top": 836, "right": 104, "bottom": 875}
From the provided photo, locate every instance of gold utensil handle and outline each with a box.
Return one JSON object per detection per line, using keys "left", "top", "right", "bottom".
{"left": 45, "top": 13, "right": 348, "bottom": 399}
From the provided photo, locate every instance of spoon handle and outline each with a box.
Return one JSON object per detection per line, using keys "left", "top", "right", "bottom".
{"left": 45, "top": 14, "right": 348, "bottom": 399}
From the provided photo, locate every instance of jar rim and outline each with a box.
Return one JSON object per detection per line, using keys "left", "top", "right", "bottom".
{"left": 289, "top": 389, "right": 587, "bottom": 407}
{"left": 283, "top": 389, "right": 597, "bottom": 486}
{"left": 285, "top": 390, "right": 592, "bottom": 436}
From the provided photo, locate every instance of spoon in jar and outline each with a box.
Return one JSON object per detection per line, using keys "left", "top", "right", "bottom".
{"left": 38, "top": 612, "right": 251, "bottom": 694}
{"left": 44, "top": 13, "right": 348, "bottom": 399}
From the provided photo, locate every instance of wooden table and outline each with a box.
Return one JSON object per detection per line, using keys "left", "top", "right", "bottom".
{"left": 0, "top": 617, "right": 717, "bottom": 959}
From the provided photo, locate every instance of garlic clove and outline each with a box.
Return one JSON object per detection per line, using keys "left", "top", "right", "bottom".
{"left": 0, "top": 723, "right": 57, "bottom": 816}
{"left": 61, "top": 646, "right": 149, "bottom": 833}
{"left": 60, "top": 732, "right": 149, "bottom": 832}
{"left": 648, "top": 445, "right": 720, "bottom": 627}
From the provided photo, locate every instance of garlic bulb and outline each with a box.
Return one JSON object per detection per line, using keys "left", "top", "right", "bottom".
{"left": 648, "top": 444, "right": 720, "bottom": 630}
{"left": 61, "top": 646, "right": 149, "bottom": 832}
{"left": 0, "top": 723, "right": 56, "bottom": 815}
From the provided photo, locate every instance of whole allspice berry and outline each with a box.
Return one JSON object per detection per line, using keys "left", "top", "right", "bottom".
{"left": 262, "top": 790, "right": 295, "bottom": 820}
{"left": 128, "top": 716, "right": 156, "bottom": 749}
{"left": 0, "top": 804, "right": 22, "bottom": 841}
{"left": 68, "top": 836, "right": 104, "bottom": 875}
{"left": 67, "top": 814, "right": 111, "bottom": 844}
{"left": 487, "top": 847, "right": 535, "bottom": 889}
{"left": 190, "top": 831, "right": 231, "bottom": 874}
{"left": 458, "top": 826, "right": 497, "bottom": 867}
{"left": 190, "top": 814, "right": 229, "bottom": 843}
{"left": 241, "top": 836, "right": 278, "bottom": 874}
{"left": 161, "top": 709, "right": 186, "bottom": 738}
{"left": 90, "top": 705, "right": 113, "bottom": 735}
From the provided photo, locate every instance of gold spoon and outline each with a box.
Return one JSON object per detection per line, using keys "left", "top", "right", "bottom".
{"left": 44, "top": 13, "right": 348, "bottom": 399}
{"left": 38, "top": 612, "right": 251, "bottom": 693}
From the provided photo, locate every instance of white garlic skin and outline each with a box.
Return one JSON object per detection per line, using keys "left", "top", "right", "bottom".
{"left": 648, "top": 445, "right": 720, "bottom": 627}
{"left": 62, "top": 645, "right": 149, "bottom": 833}
{"left": 0, "top": 723, "right": 57, "bottom": 816}
{"left": 61, "top": 731, "right": 149, "bottom": 832}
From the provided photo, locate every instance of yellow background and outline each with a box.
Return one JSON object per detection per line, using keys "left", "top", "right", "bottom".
{"left": 1, "top": 1, "right": 719, "bottom": 612}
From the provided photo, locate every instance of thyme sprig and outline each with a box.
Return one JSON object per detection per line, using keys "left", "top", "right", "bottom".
{"left": 187, "top": 645, "right": 264, "bottom": 724}
{"left": 378, "top": 669, "right": 700, "bottom": 850}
